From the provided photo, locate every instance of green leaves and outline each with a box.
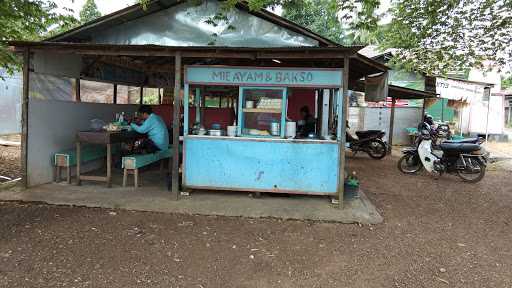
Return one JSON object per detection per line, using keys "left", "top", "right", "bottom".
{"left": 0, "top": 0, "right": 78, "bottom": 73}
{"left": 381, "top": 0, "right": 512, "bottom": 75}
{"left": 2, "top": 0, "right": 509, "bottom": 78}
{"left": 79, "top": 0, "right": 102, "bottom": 24}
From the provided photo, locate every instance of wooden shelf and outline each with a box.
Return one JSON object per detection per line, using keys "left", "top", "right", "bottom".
{"left": 243, "top": 108, "right": 281, "bottom": 114}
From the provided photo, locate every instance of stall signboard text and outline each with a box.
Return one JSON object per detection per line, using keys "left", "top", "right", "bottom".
{"left": 186, "top": 66, "right": 342, "bottom": 88}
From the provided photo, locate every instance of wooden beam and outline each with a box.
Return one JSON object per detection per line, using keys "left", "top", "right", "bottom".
{"left": 113, "top": 84, "right": 117, "bottom": 104}
{"left": 256, "top": 51, "right": 348, "bottom": 59}
{"left": 337, "top": 56, "right": 350, "bottom": 209}
{"left": 388, "top": 97, "right": 396, "bottom": 152}
{"left": 171, "top": 52, "right": 182, "bottom": 201}
{"left": 21, "top": 48, "right": 30, "bottom": 188}
{"left": 15, "top": 45, "right": 359, "bottom": 60}
{"left": 75, "top": 78, "right": 81, "bottom": 102}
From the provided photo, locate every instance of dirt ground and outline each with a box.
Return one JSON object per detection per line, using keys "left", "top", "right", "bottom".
{"left": 0, "top": 146, "right": 21, "bottom": 181}
{"left": 1, "top": 152, "right": 511, "bottom": 288}
{"left": 0, "top": 134, "right": 21, "bottom": 181}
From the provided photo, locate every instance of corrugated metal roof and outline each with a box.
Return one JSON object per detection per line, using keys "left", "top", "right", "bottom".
{"left": 46, "top": 0, "right": 342, "bottom": 48}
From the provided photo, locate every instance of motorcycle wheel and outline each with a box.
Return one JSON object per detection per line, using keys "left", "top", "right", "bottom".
{"left": 457, "top": 158, "right": 486, "bottom": 183}
{"left": 397, "top": 154, "right": 423, "bottom": 174}
{"left": 367, "top": 140, "right": 387, "bottom": 159}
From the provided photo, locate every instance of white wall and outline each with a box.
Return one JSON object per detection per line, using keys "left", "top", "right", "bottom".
{"left": 0, "top": 70, "right": 21, "bottom": 135}
{"left": 33, "top": 51, "right": 82, "bottom": 79}
{"left": 351, "top": 107, "right": 422, "bottom": 145}
{"left": 461, "top": 94, "right": 505, "bottom": 134}
{"left": 27, "top": 99, "right": 137, "bottom": 186}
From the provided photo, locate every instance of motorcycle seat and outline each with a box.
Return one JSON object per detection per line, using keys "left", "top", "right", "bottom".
{"left": 443, "top": 137, "right": 479, "bottom": 144}
{"left": 355, "top": 130, "right": 384, "bottom": 139}
{"left": 439, "top": 142, "right": 480, "bottom": 153}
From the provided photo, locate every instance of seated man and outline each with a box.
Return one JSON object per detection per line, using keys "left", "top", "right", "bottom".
{"left": 130, "top": 105, "right": 169, "bottom": 154}
{"left": 297, "top": 106, "right": 316, "bottom": 138}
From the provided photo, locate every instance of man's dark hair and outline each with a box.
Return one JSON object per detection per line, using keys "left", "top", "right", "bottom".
{"left": 138, "top": 105, "right": 153, "bottom": 114}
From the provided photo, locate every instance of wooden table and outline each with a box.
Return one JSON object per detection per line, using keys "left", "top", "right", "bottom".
{"left": 76, "top": 130, "right": 140, "bottom": 187}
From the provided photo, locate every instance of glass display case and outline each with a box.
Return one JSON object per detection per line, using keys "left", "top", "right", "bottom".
{"left": 238, "top": 87, "right": 287, "bottom": 137}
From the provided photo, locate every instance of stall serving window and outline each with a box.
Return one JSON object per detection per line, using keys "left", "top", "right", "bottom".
{"left": 239, "top": 87, "right": 286, "bottom": 137}
{"left": 184, "top": 66, "right": 343, "bottom": 140}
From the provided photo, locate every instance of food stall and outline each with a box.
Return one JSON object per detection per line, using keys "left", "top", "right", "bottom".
{"left": 182, "top": 65, "right": 344, "bottom": 195}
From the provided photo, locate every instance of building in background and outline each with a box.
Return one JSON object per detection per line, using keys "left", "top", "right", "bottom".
{"left": 0, "top": 69, "right": 22, "bottom": 135}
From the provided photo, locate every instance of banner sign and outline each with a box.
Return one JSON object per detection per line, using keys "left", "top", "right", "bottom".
{"left": 365, "top": 72, "right": 388, "bottom": 102}
{"left": 436, "top": 78, "right": 487, "bottom": 103}
{"left": 185, "top": 66, "right": 343, "bottom": 88}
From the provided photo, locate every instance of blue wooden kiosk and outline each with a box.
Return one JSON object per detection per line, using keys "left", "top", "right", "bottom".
{"left": 182, "top": 65, "right": 344, "bottom": 195}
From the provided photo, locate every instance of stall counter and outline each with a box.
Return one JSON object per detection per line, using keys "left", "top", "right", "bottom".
{"left": 183, "top": 135, "right": 340, "bottom": 195}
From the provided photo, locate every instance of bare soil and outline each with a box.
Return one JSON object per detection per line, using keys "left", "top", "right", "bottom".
{"left": 0, "top": 145, "right": 21, "bottom": 181}
{"left": 1, "top": 154, "right": 512, "bottom": 287}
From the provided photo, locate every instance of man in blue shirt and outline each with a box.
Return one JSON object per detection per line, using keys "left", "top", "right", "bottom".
{"left": 130, "top": 105, "right": 169, "bottom": 153}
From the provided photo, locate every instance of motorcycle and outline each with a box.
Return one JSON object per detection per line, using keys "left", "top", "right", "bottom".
{"left": 398, "top": 127, "right": 488, "bottom": 182}
{"left": 346, "top": 129, "right": 388, "bottom": 159}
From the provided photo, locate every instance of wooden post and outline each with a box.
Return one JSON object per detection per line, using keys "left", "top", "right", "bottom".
{"left": 337, "top": 56, "right": 349, "bottom": 209}
{"left": 21, "top": 48, "right": 30, "bottom": 188}
{"left": 76, "top": 141, "right": 81, "bottom": 186}
{"left": 316, "top": 89, "right": 322, "bottom": 135}
{"left": 139, "top": 86, "right": 144, "bottom": 104}
{"left": 171, "top": 52, "right": 182, "bottom": 200}
{"left": 421, "top": 98, "right": 426, "bottom": 117}
{"left": 388, "top": 97, "right": 396, "bottom": 152}
{"left": 106, "top": 143, "right": 112, "bottom": 188}
{"left": 113, "top": 84, "right": 117, "bottom": 104}
{"left": 75, "top": 78, "right": 81, "bottom": 102}
{"left": 195, "top": 88, "right": 201, "bottom": 124}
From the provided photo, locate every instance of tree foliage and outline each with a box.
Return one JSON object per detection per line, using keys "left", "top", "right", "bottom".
{"left": 79, "top": 0, "right": 102, "bottom": 24}
{"left": 281, "top": 0, "right": 347, "bottom": 45}
{"left": 502, "top": 74, "right": 512, "bottom": 90}
{"left": 381, "top": 0, "right": 512, "bottom": 75}
{"left": 240, "top": 0, "right": 512, "bottom": 75}
{"left": 281, "top": 0, "right": 385, "bottom": 46}
{"left": 1, "top": 0, "right": 510, "bottom": 77}
{"left": 0, "top": 0, "right": 77, "bottom": 74}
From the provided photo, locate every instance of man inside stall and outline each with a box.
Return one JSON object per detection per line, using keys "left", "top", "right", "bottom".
{"left": 130, "top": 105, "right": 169, "bottom": 154}
{"left": 297, "top": 106, "right": 316, "bottom": 137}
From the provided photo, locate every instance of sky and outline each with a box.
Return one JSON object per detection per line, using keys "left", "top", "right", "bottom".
{"left": 52, "top": 0, "right": 136, "bottom": 18}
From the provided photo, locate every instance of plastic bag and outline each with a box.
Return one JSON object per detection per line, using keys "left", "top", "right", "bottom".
{"left": 90, "top": 119, "right": 106, "bottom": 131}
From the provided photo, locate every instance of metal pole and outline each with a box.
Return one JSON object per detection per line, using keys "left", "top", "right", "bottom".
{"left": 21, "top": 48, "right": 30, "bottom": 188}
{"left": 388, "top": 97, "right": 396, "bottom": 152}
{"left": 337, "top": 56, "right": 349, "bottom": 209}
{"left": 139, "top": 86, "right": 144, "bottom": 104}
{"left": 485, "top": 88, "right": 491, "bottom": 142}
{"left": 195, "top": 88, "right": 201, "bottom": 124}
{"left": 171, "top": 52, "right": 182, "bottom": 200}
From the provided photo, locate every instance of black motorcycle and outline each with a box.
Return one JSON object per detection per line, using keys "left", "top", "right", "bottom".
{"left": 347, "top": 130, "right": 388, "bottom": 159}
{"left": 398, "top": 127, "right": 488, "bottom": 182}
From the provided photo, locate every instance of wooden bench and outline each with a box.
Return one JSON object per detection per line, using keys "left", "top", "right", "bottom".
{"left": 53, "top": 145, "right": 118, "bottom": 184}
{"left": 122, "top": 148, "right": 172, "bottom": 188}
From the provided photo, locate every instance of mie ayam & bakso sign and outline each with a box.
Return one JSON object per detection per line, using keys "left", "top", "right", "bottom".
{"left": 185, "top": 66, "right": 343, "bottom": 88}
